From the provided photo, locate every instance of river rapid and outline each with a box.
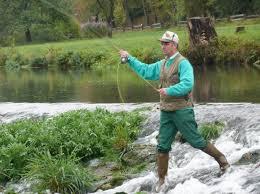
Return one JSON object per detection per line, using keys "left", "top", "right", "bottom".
{"left": 0, "top": 102, "right": 259, "bottom": 194}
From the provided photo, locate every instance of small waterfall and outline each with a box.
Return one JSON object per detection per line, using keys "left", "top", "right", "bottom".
{"left": 0, "top": 103, "right": 259, "bottom": 194}
{"left": 93, "top": 103, "right": 260, "bottom": 194}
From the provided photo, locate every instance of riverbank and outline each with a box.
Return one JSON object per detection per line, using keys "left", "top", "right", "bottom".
{"left": 0, "top": 19, "right": 259, "bottom": 71}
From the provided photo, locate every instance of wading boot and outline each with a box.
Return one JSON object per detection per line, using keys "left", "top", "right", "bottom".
{"left": 155, "top": 152, "right": 169, "bottom": 192}
{"left": 202, "top": 143, "right": 230, "bottom": 172}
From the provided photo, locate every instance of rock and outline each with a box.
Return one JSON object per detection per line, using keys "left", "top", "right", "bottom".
{"left": 236, "top": 150, "right": 260, "bottom": 165}
{"left": 122, "top": 144, "right": 156, "bottom": 165}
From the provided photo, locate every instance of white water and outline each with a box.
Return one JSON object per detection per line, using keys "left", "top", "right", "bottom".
{"left": 0, "top": 103, "right": 259, "bottom": 194}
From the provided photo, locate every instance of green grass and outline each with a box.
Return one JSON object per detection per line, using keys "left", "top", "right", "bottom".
{"left": 199, "top": 121, "right": 225, "bottom": 141}
{"left": 0, "top": 108, "right": 143, "bottom": 192}
{"left": 0, "top": 19, "right": 259, "bottom": 71}
{"left": 11, "top": 18, "right": 259, "bottom": 58}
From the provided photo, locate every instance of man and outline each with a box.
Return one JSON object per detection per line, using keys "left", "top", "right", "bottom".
{"left": 119, "top": 31, "right": 230, "bottom": 191}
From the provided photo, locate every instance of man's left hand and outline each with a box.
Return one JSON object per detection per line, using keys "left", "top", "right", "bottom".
{"left": 157, "top": 88, "right": 167, "bottom": 96}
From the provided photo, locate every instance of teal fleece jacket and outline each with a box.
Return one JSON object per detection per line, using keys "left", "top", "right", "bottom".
{"left": 127, "top": 52, "right": 194, "bottom": 97}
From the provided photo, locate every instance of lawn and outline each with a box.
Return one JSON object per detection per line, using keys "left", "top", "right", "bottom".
{"left": 12, "top": 18, "right": 260, "bottom": 58}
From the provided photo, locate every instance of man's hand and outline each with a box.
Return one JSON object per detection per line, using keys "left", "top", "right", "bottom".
{"left": 119, "top": 50, "right": 129, "bottom": 58}
{"left": 157, "top": 88, "right": 167, "bottom": 96}
{"left": 119, "top": 50, "right": 129, "bottom": 64}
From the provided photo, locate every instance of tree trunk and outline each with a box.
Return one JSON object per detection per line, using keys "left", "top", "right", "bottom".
{"left": 107, "top": 21, "right": 112, "bottom": 38}
{"left": 187, "top": 17, "right": 217, "bottom": 47}
{"left": 142, "top": 0, "right": 148, "bottom": 26}
{"left": 25, "top": 28, "right": 32, "bottom": 42}
{"left": 123, "top": 0, "right": 132, "bottom": 29}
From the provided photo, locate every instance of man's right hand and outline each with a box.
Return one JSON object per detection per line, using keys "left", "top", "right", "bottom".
{"left": 119, "top": 50, "right": 129, "bottom": 64}
{"left": 119, "top": 50, "right": 129, "bottom": 58}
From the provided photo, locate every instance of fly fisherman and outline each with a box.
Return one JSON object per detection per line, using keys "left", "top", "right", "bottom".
{"left": 119, "top": 31, "right": 230, "bottom": 192}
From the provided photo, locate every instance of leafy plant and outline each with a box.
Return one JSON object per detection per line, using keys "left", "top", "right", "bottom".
{"left": 0, "top": 108, "right": 143, "bottom": 185}
{"left": 199, "top": 121, "right": 225, "bottom": 140}
{"left": 25, "top": 151, "right": 92, "bottom": 193}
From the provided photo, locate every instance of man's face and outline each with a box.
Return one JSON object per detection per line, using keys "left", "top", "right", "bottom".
{"left": 160, "top": 41, "right": 177, "bottom": 57}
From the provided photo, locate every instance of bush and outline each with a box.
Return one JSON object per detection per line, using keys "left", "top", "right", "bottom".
{"left": 25, "top": 151, "right": 92, "bottom": 193}
{"left": 81, "top": 22, "right": 109, "bottom": 38}
{"left": 0, "top": 49, "right": 7, "bottom": 66}
{"left": 199, "top": 121, "right": 225, "bottom": 140}
{"left": 131, "top": 47, "right": 162, "bottom": 64}
{"left": 0, "top": 108, "right": 143, "bottom": 184}
{"left": 4, "top": 51, "right": 28, "bottom": 71}
{"left": 183, "top": 37, "right": 260, "bottom": 67}
{"left": 56, "top": 50, "right": 106, "bottom": 70}
{"left": 31, "top": 57, "right": 48, "bottom": 68}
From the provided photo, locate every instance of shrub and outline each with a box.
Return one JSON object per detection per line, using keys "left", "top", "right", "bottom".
{"left": 199, "top": 121, "right": 225, "bottom": 140}
{"left": 81, "top": 22, "right": 108, "bottom": 38}
{"left": 0, "top": 108, "right": 143, "bottom": 183}
{"left": 0, "top": 143, "right": 29, "bottom": 182}
{"left": 0, "top": 49, "right": 7, "bottom": 66}
{"left": 131, "top": 47, "right": 162, "bottom": 64}
{"left": 56, "top": 50, "right": 106, "bottom": 70}
{"left": 25, "top": 151, "right": 92, "bottom": 193}
{"left": 31, "top": 57, "right": 48, "bottom": 68}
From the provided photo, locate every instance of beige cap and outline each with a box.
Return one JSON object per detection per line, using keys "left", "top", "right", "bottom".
{"left": 159, "top": 31, "right": 179, "bottom": 44}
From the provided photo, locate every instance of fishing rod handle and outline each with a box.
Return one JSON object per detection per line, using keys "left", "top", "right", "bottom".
{"left": 121, "top": 57, "right": 128, "bottom": 64}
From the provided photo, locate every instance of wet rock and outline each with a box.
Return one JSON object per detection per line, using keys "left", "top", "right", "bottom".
{"left": 122, "top": 144, "right": 156, "bottom": 165}
{"left": 236, "top": 149, "right": 260, "bottom": 165}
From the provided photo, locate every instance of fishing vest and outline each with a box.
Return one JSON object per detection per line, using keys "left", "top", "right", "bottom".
{"left": 159, "top": 53, "right": 193, "bottom": 111}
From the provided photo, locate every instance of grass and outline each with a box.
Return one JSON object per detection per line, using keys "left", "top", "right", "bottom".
{"left": 0, "top": 108, "right": 143, "bottom": 193}
{"left": 199, "top": 121, "right": 225, "bottom": 141}
{"left": 0, "top": 19, "right": 259, "bottom": 72}
{"left": 10, "top": 18, "right": 260, "bottom": 57}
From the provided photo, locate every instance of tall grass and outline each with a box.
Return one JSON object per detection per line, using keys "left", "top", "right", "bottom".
{"left": 0, "top": 108, "right": 143, "bottom": 192}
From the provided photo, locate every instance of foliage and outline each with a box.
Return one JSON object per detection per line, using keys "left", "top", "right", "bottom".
{"left": 149, "top": 0, "right": 177, "bottom": 26}
{"left": 0, "top": 0, "right": 80, "bottom": 45}
{"left": 131, "top": 47, "right": 162, "bottom": 64}
{"left": 25, "top": 151, "right": 92, "bottom": 193}
{"left": 199, "top": 121, "right": 225, "bottom": 140}
{"left": 56, "top": 50, "right": 106, "bottom": 70}
{"left": 31, "top": 57, "right": 48, "bottom": 68}
{"left": 183, "top": 36, "right": 260, "bottom": 67}
{"left": 81, "top": 22, "right": 109, "bottom": 38}
{"left": 4, "top": 52, "right": 28, "bottom": 72}
{"left": 114, "top": 0, "right": 126, "bottom": 27}
{"left": 0, "top": 108, "right": 143, "bottom": 187}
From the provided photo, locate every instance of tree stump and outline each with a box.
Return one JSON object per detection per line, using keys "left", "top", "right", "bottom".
{"left": 187, "top": 17, "right": 217, "bottom": 47}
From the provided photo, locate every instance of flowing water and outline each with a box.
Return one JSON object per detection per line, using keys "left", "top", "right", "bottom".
{"left": 0, "top": 103, "right": 259, "bottom": 194}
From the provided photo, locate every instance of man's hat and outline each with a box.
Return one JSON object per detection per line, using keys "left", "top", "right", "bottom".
{"left": 159, "top": 31, "right": 179, "bottom": 44}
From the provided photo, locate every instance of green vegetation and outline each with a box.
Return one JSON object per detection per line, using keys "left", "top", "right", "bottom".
{"left": 0, "top": 19, "right": 259, "bottom": 71}
{"left": 0, "top": 108, "right": 143, "bottom": 193}
{"left": 199, "top": 121, "right": 225, "bottom": 140}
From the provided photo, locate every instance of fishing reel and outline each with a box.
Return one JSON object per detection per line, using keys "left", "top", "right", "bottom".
{"left": 121, "top": 56, "right": 128, "bottom": 64}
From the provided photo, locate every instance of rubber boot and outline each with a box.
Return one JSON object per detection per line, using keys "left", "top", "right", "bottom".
{"left": 202, "top": 143, "right": 230, "bottom": 171}
{"left": 155, "top": 152, "right": 169, "bottom": 192}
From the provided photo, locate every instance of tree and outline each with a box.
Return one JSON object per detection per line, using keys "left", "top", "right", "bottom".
{"left": 95, "top": 0, "right": 114, "bottom": 38}
{"left": 0, "top": 0, "right": 77, "bottom": 44}
{"left": 149, "top": 0, "right": 176, "bottom": 26}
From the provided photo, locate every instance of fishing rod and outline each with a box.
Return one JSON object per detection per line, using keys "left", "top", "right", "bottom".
{"left": 39, "top": 0, "right": 159, "bottom": 102}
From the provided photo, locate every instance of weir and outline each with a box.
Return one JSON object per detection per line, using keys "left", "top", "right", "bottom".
{"left": 0, "top": 102, "right": 259, "bottom": 193}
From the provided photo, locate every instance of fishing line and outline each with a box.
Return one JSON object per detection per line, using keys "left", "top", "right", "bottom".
{"left": 39, "top": 0, "right": 158, "bottom": 102}
{"left": 116, "top": 62, "right": 125, "bottom": 103}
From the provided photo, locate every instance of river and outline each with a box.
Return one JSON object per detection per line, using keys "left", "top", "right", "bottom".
{"left": 0, "top": 67, "right": 259, "bottom": 103}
